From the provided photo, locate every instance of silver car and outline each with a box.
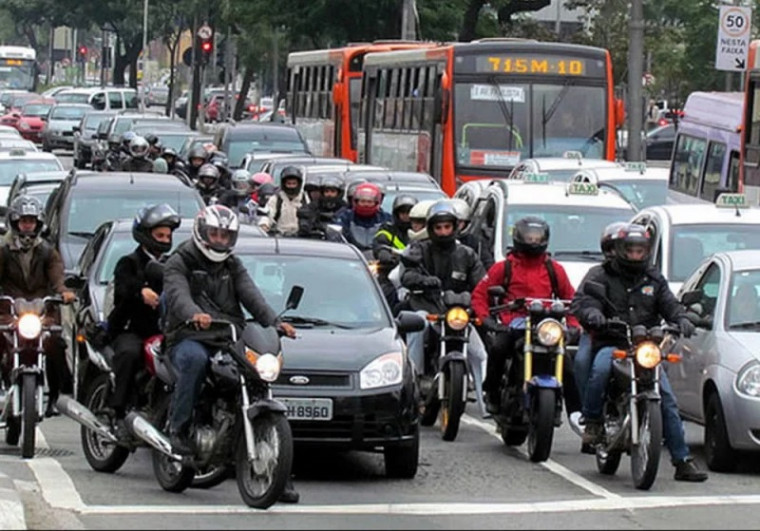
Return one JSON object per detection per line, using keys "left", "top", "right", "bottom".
{"left": 41, "top": 103, "right": 91, "bottom": 151}
{"left": 671, "top": 249, "right": 760, "bottom": 472}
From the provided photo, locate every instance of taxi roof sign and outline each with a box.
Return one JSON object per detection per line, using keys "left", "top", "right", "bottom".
{"left": 562, "top": 150, "right": 583, "bottom": 160}
{"left": 8, "top": 148, "right": 25, "bottom": 156}
{"left": 715, "top": 193, "right": 749, "bottom": 209}
{"left": 624, "top": 161, "right": 646, "bottom": 173}
{"left": 567, "top": 182, "right": 599, "bottom": 196}
{"left": 522, "top": 172, "right": 550, "bottom": 184}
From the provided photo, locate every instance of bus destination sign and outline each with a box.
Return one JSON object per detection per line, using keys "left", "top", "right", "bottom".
{"left": 464, "top": 54, "right": 606, "bottom": 77}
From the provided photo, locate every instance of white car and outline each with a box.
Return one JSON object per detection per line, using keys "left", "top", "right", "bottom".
{"left": 506, "top": 155, "right": 622, "bottom": 182}
{"left": 631, "top": 193, "right": 760, "bottom": 294}
{"left": 0, "top": 149, "right": 63, "bottom": 208}
{"left": 569, "top": 162, "right": 670, "bottom": 210}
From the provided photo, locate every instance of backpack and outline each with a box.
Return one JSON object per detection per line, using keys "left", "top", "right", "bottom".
{"left": 501, "top": 252, "right": 560, "bottom": 299}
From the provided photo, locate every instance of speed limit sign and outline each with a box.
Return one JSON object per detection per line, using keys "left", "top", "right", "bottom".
{"left": 716, "top": 6, "right": 752, "bottom": 71}
{"left": 197, "top": 24, "right": 212, "bottom": 40}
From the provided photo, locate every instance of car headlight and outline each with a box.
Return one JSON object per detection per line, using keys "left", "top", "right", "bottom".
{"left": 254, "top": 353, "right": 282, "bottom": 383}
{"left": 536, "top": 318, "right": 563, "bottom": 347}
{"left": 446, "top": 307, "right": 469, "bottom": 331}
{"left": 360, "top": 352, "right": 403, "bottom": 390}
{"left": 18, "top": 121, "right": 30, "bottom": 131}
{"left": 18, "top": 313, "right": 42, "bottom": 339}
{"left": 635, "top": 341, "right": 661, "bottom": 369}
{"left": 736, "top": 362, "right": 760, "bottom": 397}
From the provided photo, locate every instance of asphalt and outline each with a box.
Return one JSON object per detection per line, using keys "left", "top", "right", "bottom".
{"left": 0, "top": 468, "right": 26, "bottom": 530}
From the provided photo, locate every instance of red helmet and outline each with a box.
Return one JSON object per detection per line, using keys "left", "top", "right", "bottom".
{"left": 352, "top": 183, "right": 382, "bottom": 217}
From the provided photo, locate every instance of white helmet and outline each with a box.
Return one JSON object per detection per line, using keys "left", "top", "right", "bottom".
{"left": 192, "top": 205, "right": 240, "bottom": 262}
{"left": 407, "top": 199, "right": 435, "bottom": 242}
{"left": 449, "top": 198, "right": 472, "bottom": 223}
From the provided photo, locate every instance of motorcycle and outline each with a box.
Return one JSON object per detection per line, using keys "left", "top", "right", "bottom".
{"left": 486, "top": 286, "right": 571, "bottom": 462}
{"left": 0, "top": 295, "right": 66, "bottom": 459}
{"left": 134, "top": 285, "right": 303, "bottom": 509}
{"left": 584, "top": 281, "right": 683, "bottom": 490}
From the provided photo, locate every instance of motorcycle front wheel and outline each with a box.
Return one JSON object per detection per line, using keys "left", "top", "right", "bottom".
{"left": 236, "top": 413, "right": 293, "bottom": 509}
{"left": 81, "top": 373, "right": 130, "bottom": 473}
{"left": 439, "top": 361, "right": 466, "bottom": 442}
{"left": 631, "top": 399, "right": 663, "bottom": 490}
{"left": 527, "top": 388, "right": 556, "bottom": 463}
{"left": 21, "top": 373, "right": 37, "bottom": 458}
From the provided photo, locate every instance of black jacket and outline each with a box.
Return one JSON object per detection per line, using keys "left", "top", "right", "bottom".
{"left": 107, "top": 247, "right": 163, "bottom": 339}
{"left": 163, "top": 240, "right": 278, "bottom": 347}
{"left": 401, "top": 240, "right": 485, "bottom": 314}
{"left": 459, "top": 232, "right": 495, "bottom": 270}
{"left": 120, "top": 157, "right": 154, "bottom": 173}
{"left": 297, "top": 198, "right": 345, "bottom": 238}
{"left": 571, "top": 261, "right": 686, "bottom": 349}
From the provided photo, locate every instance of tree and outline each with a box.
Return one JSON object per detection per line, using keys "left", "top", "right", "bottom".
{"left": 457, "top": 0, "right": 551, "bottom": 42}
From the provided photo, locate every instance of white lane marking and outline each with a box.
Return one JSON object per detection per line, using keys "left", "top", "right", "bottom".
{"left": 73, "top": 495, "right": 760, "bottom": 515}
{"left": 36, "top": 426, "right": 49, "bottom": 450}
{"left": 27, "top": 457, "right": 86, "bottom": 512}
{"left": 461, "top": 414, "right": 621, "bottom": 500}
{"left": 0, "top": 499, "right": 26, "bottom": 529}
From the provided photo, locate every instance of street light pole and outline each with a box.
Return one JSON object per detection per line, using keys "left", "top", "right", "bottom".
{"left": 141, "top": 0, "right": 149, "bottom": 112}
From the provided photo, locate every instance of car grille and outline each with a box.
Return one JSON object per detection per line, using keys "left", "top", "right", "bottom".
{"left": 62, "top": 131, "right": 74, "bottom": 136}
{"left": 290, "top": 413, "right": 403, "bottom": 440}
{"left": 275, "top": 371, "right": 351, "bottom": 388}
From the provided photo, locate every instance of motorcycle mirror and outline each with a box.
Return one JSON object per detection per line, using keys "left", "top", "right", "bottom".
{"left": 396, "top": 310, "right": 426, "bottom": 333}
{"left": 64, "top": 274, "right": 85, "bottom": 291}
{"left": 285, "top": 285, "right": 304, "bottom": 311}
{"left": 631, "top": 324, "right": 648, "bottom": 343}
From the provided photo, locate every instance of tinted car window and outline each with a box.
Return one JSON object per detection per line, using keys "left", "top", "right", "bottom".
{"left": 97, "top": 228, "right": 192, "bottom": 284}
{"left": 51, "top": 106, "right": 88, "bottom": 120}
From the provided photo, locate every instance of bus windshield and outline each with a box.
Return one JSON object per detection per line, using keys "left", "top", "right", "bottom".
{"left": 454, "top": 80, "right": 606, "bottom": 169}
{"left": 0, "top": 59, "right": 35, "bottom": 91}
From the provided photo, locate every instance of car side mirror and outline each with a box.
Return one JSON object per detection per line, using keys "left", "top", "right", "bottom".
{"left": 680, "top": 290, "right": 702, "bottom": 307}
{"left": 396, "top": 310, "right": 426, "bottom": 333}
{"left": 285, "top": 285, "right": 304, "bottom": 311}
{"left": 98, "top": 132, "right": 107, "bottom": 140}
{"left": 72, "top": 125, "right": 80, "bottom": 133}
{"left": 64, "top": 274, "right": 86, "bottom": 291}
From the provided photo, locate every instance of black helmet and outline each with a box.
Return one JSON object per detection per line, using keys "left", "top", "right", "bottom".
{"left": 512, "top": 216, "right": 550, "bottom": 256}
{"left": 196, "top": 163, "right": 220, "bottom": 192}
{"left": 320, "top": 174, "right": 344, "bottom": 194}
{"left": 280, "top": 166, "right": 303, "bottom": 196}
{"left": 144, "top": 133, "right": 159, "bottom": 146}
{"left": 304, "top": 172, "right": 322, "bottom": 193}
{"left": 132, "top": 203, "right": 181, "bottom": 256}
{"left": 209, "top": 150, "right": 229, "bottom": 168}
{"left": 257, "top": 182, "right": 276, "bottom": 205}
{"left": 7, "top": 195, "right": 44, "bottom": 250}
{"left": 600, "top": 221, "right": 628, "bottom": 259}
{"left": 612, "top": 223, "right": 651, "bottom": 275}
{"left": 425, "top": 200, "right": 459, "bottom": 247}
{"left": 392, "top": 194, "right": 418, "bottom": 231}
{"left": 188, "top": 145, "right": 208, "bottom": 164}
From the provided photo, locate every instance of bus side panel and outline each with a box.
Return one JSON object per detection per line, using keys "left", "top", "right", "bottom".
{"left": 296, "top": 118, "right": 335, "bottom": 158}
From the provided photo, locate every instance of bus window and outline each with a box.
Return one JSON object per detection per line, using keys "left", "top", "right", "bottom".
{"left": 729, "top": 150, "right": 740, "bottom": 192}
{"left": 701, "top": 141, "right": 727, "bottom": 201}
{"left": 671, "top": 134, "right": 706, "bottom": 196}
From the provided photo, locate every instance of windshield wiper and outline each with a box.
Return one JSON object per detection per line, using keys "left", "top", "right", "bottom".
{"left": 68, "top": 231, "right": 94, "bottom": 238}
{"left": 729, "top": 321, "right": 760, "bottom": 330}
{"left": 552, "top": 250, "right": 605, "bottom": 261}
{"left": 281, "top": 315, "right": 355, "bottom": 329}
{"left": 487, "top": 75, "right": 516, "bottom": 153}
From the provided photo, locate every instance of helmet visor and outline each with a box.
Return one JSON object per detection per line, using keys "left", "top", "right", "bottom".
{"left": 200, "top": 225, "right": 238, "bottom": 253}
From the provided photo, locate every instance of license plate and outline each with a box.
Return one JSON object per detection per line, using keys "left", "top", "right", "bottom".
{"left": 280, "top": 398, "right": 333, "bottom": 421}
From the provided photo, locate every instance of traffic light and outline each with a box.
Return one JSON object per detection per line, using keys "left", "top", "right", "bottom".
{"left": 200, "top": 38, "right": 213, "bottom": 65}
{"left": 77, "top": 45, "right": 87, "bottom": 63}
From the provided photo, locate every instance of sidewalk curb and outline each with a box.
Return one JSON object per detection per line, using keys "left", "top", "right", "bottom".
{"left": 0, "top": 471, "right": 26, "bottom": 530}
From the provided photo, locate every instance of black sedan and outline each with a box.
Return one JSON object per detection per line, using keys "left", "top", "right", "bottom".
{"left": 645, "top": 123, "right": 676, "bottom": 161}
{"left": 234, "top": 237, "right": 425, "bottom": 478}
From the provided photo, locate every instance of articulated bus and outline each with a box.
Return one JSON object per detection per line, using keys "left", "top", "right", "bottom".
{"left": 286, "top": 41, "right": 434, "bottom": 162}
{"left": 740, "top": 40, "right": 760, "bottom": 204}
{"left": 358, "top": 39, "right": 622, "bottom": 195}
{"left": 0, "top": 46, "right": 38, "bottom": 92}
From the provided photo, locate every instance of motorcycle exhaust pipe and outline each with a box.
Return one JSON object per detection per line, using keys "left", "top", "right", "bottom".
{"left": 124, "top": 411, "right": 182, "bottom": 462}
{"left": 56, "top": 396, "right": 118, "bottom": 444}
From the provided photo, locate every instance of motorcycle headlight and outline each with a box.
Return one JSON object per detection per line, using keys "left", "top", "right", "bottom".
{"left": 536, "top": 318, "right": 563, "bottom": 347}
{"left": 360, "top": 352, "right": 403, "bottom": 390}
{"left": 368, "top": 261, "right": 380, "bottom": 276}
{"left": 445, "top": 307, "right": 469, "bottom": 331}
{"left": 255, "top": 353, "right": 282, "bottom": 383}
{"left": 635, "top": 341, "right": 661, "bottom": 369}
{"left": 18, "top": 313, "right": 42, "bottom": 339}
{"left": 736, "top": 362, "right": 760, "bottom": 397}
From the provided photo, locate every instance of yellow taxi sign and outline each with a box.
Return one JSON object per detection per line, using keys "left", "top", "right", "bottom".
{"left": 567, "top": 182, "right": 599, "bottom": 195}
{"left": 522, "top": 172, "right": 550, "bottom": 184}
{"left": 624, "top": 161, "right": 646, "bottom": 173}
{"left": 715, "top": 193, "right": 749, "bottom": 209}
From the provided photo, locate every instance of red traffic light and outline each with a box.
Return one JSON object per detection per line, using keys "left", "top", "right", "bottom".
{"left": 78, "top": 45, "right": 87, "bottom": 56}
{"left": 201, "top": 41, "right": 212, "bottom": 53}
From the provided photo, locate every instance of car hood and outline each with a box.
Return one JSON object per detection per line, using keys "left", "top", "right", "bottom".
{"left": 47, "top": 119, "right": 80, "bottom": 130}
{"left": 558, "top": 260, "right": 602, "bottom": 289}
{"left": 722, "top": 331, "right": 760, "bottom": 372}
{"left": 20, "top": 117, "right": 44, "bottom": 126}
{"left": 280, "top": 326, "right": 402, "bottom": 372}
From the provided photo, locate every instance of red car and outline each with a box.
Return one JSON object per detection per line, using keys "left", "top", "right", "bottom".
{"left": 0, "top": 99, "right": 56, "bottom": 143}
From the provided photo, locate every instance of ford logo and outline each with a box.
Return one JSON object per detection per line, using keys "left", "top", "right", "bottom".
{"left": 289, "top": 375, "right": 310, "bottom": 385}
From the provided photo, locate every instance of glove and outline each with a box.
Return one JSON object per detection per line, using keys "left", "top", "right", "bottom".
{"left": 679, "top": 316, "right": 696, "bottom": 338}
{"left": 585, "top": 311, "right": 607, "bottom": 330}
{"left": 481, "top": 316, "right": 507, "bottom": 333}
{"left": 420, "top": 276, "right": 442, "bottom": 289}
{"left": 376, "top": 249, "right": 394, "bottom": 265}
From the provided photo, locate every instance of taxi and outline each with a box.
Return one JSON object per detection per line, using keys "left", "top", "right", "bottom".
{"left": 569, "top": 161, "right": 669, "bottom": 210}
{"left": 670, "top": 249, "right": 760, "bottom": 472}
{"left": 630, "top": 193, "right": 760, "bottom": 294}
{"left": 0, "top": 148, "right": 63, "bottom": 205}
{"left": 506, "top": 152, "right": 621, "bottom": 182}
{"left": 457, "top": 173, "right": 636, "bottom": 287}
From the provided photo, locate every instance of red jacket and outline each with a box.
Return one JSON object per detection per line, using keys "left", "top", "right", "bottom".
{"left": 471, "top": 252, "right": 579, "bottom": 328}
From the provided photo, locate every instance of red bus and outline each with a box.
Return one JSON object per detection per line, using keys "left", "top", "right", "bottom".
{"left": 359, "top": 39, "right": 623, "bottom": 195}
{"left": 286, "top": 41, "right": 434, "bottom": 162}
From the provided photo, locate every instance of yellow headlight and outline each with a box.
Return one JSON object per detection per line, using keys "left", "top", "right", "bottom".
{"left": 446, "top": 307, "right": 470, "bottom": 331}
{"left": 18, "top": 313, "right": 42, "bottom": 339}
{"left": 635, "top": 341, "right": 662, "bottom": 369}
{"left": 536, "top": 319, "right": 563, "bottom": 347}
{"left": 256, "top": 353, "right": 282, "bottom": 382}
{"left": 245, "top": 347, "right": 259, "bottom": 366}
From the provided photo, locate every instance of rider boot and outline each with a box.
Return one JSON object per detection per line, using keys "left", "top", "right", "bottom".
{"left": 170, "top": 428, "right": 193, "bottom": 456}
{"left": 581, "top": 419, "right": 604, "bottom": 445}
{"left": 673, "top": 457, "right": 708, "bottom": 482}
{"left": 279, "top": 478, "right": 300, "bottom": 504}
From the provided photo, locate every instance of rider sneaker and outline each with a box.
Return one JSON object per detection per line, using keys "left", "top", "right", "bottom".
{"left": 673, "top": 458, "right": 708, "bottom": 482}
{"left": 581, "top": 420, "right": 604, "bottom": 446}
{"left": 568, "top": 411, "right": 584, "bottom": 437}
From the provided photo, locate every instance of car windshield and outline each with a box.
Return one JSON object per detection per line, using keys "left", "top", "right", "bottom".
{"left": 97, "top": 229, "right": 191, "bottom": 284}
{"left": 17, "top": 185, "right": 59, "bottom": 207}
{"left": 66, "top": 189, "right": 202, "bottom": 235}
{"left": 455, "top": 81, "right": 606, "bottom": 170}
{"left": 238, "top": 254, "right": 389, "bottom": 329}
{"left": 84, "top": 113, "right": 114, "bottom": 130}
{"left": 55, "top": 93, "right": 90, "bottom": 104}
{"left": 727, "top": 270, "right": 760, "bottom": 329}
{"left": 0, "top": 159, "right": 62, "bottom": 185}
{"left": 21, "top": 104, "right": 52, "bottom": 117}
{"left": 133, "top": 130, "right": 193, "bottom": 151}
{"left": 670, "top": 224, "right": 760, "bottom": 282}
{"left": 381, "top": 189, "right": 448, "bottom": 211}
{"left": 503, "top": 205, "right": 632, "bottom": 256}
{"left": 51, "top": 106, "right": 87, "bottom": 120}
{"left": 601, "top": 179, "right": 667, "bottom": 209}
{"left": 227, "top": 129, "right": 307, "bottom": 167}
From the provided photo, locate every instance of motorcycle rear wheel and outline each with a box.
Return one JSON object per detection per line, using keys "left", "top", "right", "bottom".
{"left": 236, "top": 413, "right": 293, "bottom": 509}
{"left": 439, "top": 361, "right": 466, "bottom": 442}
{"left": 631, "top": 399, "right": 662, "bottom": 490}
{"left": 81, "top": 374, "right": 130, "bottom": 473}
{"left": 21, "top": 373, "right": 37, "bottom": 459}
{"left": 527, "top": 388, "right": 556, "bottom": 463}
{"left": 192, "top": 465, "right": 232, "bottom": 489}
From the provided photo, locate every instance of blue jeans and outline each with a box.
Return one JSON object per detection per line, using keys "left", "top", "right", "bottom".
{"left": 583, "top": 346, "right": 690, "bottom": 462}
{"left": 574, "top": 333, "right": 593, "bottom": 406}
{"left": 169, "top": 339, "right": 210, "bottom": 434}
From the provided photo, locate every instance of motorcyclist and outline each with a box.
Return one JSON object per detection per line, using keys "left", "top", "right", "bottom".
{"left": 121, "top": 136, "right": 155, "bottom": 173}
{"left": 450, "top": 198, "right": 495, "bottom": 270}
{"left": 162, "top": 204, "right": 300, "bottom": 500}
{"left": 407, "top": 200, "right": 435, "bottom": 243}
{"left": 303, "top": 173, "right": 322, "bottom": 204}
{"left": 372, "top": 195, "right": 418, "bottom": 310}
{"left": 209, "top": 151, "right": 232, "bottom": 190}
{"left": 296, "top": 174, "right": 346, "bottom": 238}
{"left": 470, "top": 216, "right": 582, "bottom": 422}
{"left": 160, "top": 147, "right": 179, "bottom": 173}
{"left": 219, "top": 169, "right": 257, "bottom": 223}
{"left": 334, "top": 182, "right": 391, "bottom": 254}
{"left": 107, "top": 204, "right": 180, "bottom": 439}
{"left": 152, "top": 157, "right": 169, "bottom": 174}
{"left": 337, "top": 178, "right": 367, "bottom": 217}
{"left": 144, "top": 133, "right": 162, "bottom": 160}
{"left": 250, "top": 172, "right": 274, "bottom": 205}
{"left": 571, "top": 223, "right": 708, "bottom": 482}
{"left": 259, "top": 165, "right": 305, "bottom": 236}
{"left": 400, "top": 201, "right": 487, "bottom": 396}
{"left": 0, "top": 196, "right": 76, "bottom": 417}
{"left": 186, "top": 145, "right": 209, "bottom": 181}
{"left": 194, "top": 163, "right": 223, "bottom": 205}
{"left": 109, "top": 131, "right": 137, "bottom": 171}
